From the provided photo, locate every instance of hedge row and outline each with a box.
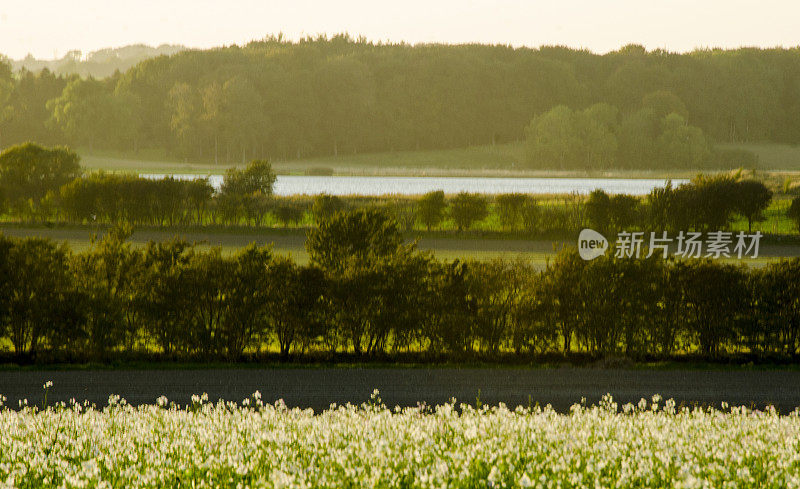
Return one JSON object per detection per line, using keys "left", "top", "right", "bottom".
{"left": 1, "top": 213, "right": 798, "bottom": 363}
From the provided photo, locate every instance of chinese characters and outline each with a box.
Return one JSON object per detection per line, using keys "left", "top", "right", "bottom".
{"left": 614, "top": 231, "right": 762, "bottom": 259}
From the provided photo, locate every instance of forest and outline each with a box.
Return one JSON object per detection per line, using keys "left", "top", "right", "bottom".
{"left": 1, "top": 37, "right": 800, "bottom": 169}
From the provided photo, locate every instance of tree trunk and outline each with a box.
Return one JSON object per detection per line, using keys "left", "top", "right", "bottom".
{"left": 214, "top": 136, "right": 219, "bottom": 165}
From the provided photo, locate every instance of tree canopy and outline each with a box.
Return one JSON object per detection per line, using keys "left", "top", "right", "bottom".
{"left": 0, "top": 142, "right": 81, "bottom": 215}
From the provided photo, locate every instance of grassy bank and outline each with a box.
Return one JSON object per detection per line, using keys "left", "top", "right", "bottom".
{"left": 718, "top": 142, "right": 800, "bottom": 170}
{"left": 80, "top": 142, "right": 761, "bottom": 178}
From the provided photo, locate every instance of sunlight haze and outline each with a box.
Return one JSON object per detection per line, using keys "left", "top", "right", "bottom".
{"left": 2, "top": 0, "right": 800, "bottom": 59}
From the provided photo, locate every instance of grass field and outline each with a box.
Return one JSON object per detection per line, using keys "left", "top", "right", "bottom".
{"left": 78, "top": 144, "right": 527, "bottom": 176}
{"left": 2, "top": 225, "right": 798, "bottom": 268}
{"left": 78, "top": 142, "right": 800, "bottom": 190}
{"left": 0, "top": 225, "right": 560, "bottom": 266}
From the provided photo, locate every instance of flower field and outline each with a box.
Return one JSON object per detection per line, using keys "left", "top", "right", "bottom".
{"left": 0, "top": 390, "right": 799, "bottom": 489}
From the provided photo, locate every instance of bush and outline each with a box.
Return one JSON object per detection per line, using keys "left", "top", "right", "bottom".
{"left": 450, "top": 192, "right": 488, "bottom": 231}
{"left": 417, "top": 190, "right": 447, "bottom": 231}
{"left": 273, "top": 204, "right": 305, "bottom": 228}
{"left": 0, "top": 143, "right": 81, "bottom": 217}
{"left": 496, "top": 194, "right": 530, "bottom": 231}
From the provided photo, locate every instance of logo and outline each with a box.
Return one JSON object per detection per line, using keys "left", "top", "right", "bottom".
{"left": 578, "top": 228, "right": 608, "bottom": 260}
{"left": 576, "top": 230, "right": 762, "bottom": 260}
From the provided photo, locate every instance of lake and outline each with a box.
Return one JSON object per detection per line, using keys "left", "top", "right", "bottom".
{"left": 140, "top": 174, "right": 687, "bottom": 196}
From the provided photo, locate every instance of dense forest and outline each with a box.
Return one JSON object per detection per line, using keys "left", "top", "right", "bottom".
{"left": 2, "top": 36, "right": 800, "bottom": 168}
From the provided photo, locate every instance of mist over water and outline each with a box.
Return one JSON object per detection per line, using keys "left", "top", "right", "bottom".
{"left": 140, "top": 174, "right": 686, "bottom": 196}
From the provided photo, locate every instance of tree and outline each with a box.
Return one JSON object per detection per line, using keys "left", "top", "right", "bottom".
{"left": 168, "top": 82, "right": 202, "bottom": 157}
{"left": 525, "top": 103, "right": 618, "bottom": 170}
{"left": 274, "top": 204, "right": 305, "bottom": 228}
{"left": 262, "top": 257, "right": 330, "bottom": 359}
{"left": 449, "top": 192, "right": 488, "bottom": 231}
{"left": 141, "top": 239, "right": 196, "bottom": 355}
{"left": 306, "top": 207, "right": 420, "bottom": 356}
{"left": 578, "top": 103, "right": 618, "bottom": 170}
{"left": 524, "top": 105, "right": 582, "bottom": 169}
{"left": 223, "top": 244, "right": 273, "bottom": 359}
{"left": 584, "top": 190, "right": 612, "bottom": 233}
{"left": 220, "top": 76, "right": 266, "bottom": 163}
{"left": 520, "top": 199, "right": 542, "bottom": 234}
{"left": 47, "top": 77, "right": 119, "bottom": 150}
{"left": 540, "top": 248, "right": 586, "bottom": 352}
{"left": 789, "top": 196, "right": 800, "bottom": 232}
{"left": 496, "top": 193, "right": 530, "bottom": 231}
{"left": 0, "top": 142, "right": 81, "bottom": 216}
{"left": 313, "top": 56, "right": 376, "bottom": 156}
{"left": 609, "top": 194, "right": 641, "bottom": 230}
{"left": 184, "top": 249, "right": 231, "bottom": 355}
{"left": 70, "top": 225, "right": 144, "bottom": 356}
{"left": 0, "top": 59, "right": 13, "bottom": 148}
{"left": 306, "top": 208, "right": 408, "bottom": 274}
{"left": 676, "top": 260, "right": 748, "bottom": 357}
{"left": 646, "top": 181, "right": 674, "bottom": 231}
{"left": 656, "top": 113, "right": 710, "bottom": 169}
{"left": 186, "top": 178, "right": 214, "bottom": 224}
{"left": 0, "top": 235, "right": 14, "bottom": 343}
{"left": 4, "top": 41, "right": 800, "bottom": 163}
{"left": 219, "top": 159, "right": 276, "bottom": 226}
{"left": 467, "top": 259, "right": 527, "bottom": 353}
{"left": 669, "top": 175, "right": 739, "bottom": 232}
{"left": 264, "top": 257, "right": 302, "bottom": 359}
{"left": 752, "top": 260, "right": 800, "bottom": 355}
{"left": 293, "top": 265, "right": 329, "bottom": 354}
{"left": 421, "top": 259, "right": 475, "bottom": 354}
{"left": 417, "top": 190, "right": 447, "bottom": 230}
{"left": 220, "top": 159, "right": 277, "bottom": 197}
{"left": 734, "top": 180, "right": 772, "bottom": 231}
{"left": 3, "top": 237, "right": 78, "bottom": 357}
{"left": 311, "top": 194, "right": 345, "bottom": 224}
{"left": 617, "top": 108, "right": 659, "bottom": 169}
{"left": 200, "top": 82, "right": 224, "bottom": 164}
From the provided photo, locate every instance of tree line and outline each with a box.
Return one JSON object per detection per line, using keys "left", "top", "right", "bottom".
{"left": 1, "top": 209, "right": 799, "bottom": 364}
{"left": 2, "top": 38, "right": 800, "bottom": 167}
{"left": 3, "top": 144, "right": 797, "bottom": 235}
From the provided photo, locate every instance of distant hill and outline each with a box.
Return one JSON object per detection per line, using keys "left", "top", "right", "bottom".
{"left": 9, "top": 44, "right": 186, "bottom": 78}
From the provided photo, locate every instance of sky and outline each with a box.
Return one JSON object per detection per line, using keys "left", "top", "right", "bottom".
{"left": 2, "top": 0, "right": 800, "bottom": 60}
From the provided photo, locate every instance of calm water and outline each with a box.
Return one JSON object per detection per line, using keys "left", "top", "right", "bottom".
{"left": 141, "top": 174, "right": 686, "bottom": 196}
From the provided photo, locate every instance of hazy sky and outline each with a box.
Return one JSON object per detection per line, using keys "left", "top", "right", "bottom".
{"left": 2, "top": 0, "right": 800, "bottom": 59}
